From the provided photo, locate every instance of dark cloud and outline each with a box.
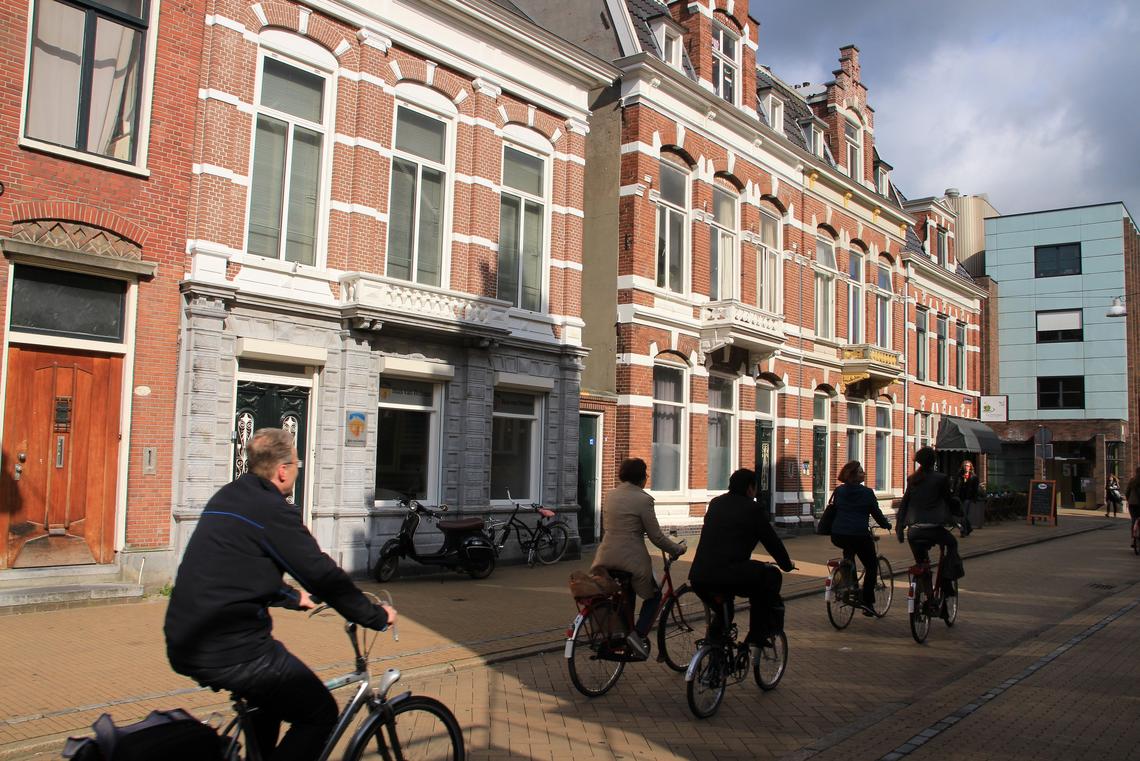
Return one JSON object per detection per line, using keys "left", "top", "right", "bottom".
{"left": 754, "top": 1, "right": 1140, "bottom": 217}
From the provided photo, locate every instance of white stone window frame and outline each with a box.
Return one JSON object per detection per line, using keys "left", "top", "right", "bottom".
{"left": 499, "top": 128, "right": 553, "bottom": 314}
{"left": 846, "top": 400, "right": 864, "bottom": 463}
{"left": 709, "top": 184, "right": 739, "bottom": 302}
{"left": 18, "top": 0, "right": 161, "bottom": 176}
{"left": 706, "top": 372, "right": 737, "bottom": 493}
{"left": 936, "top": 227, "right": 948, "bottom": 267}
{"left": 844, "top": 117, "right": 862, "bottom": 182}
{"left": 374, "top": 375, "right": 444, "bottom": 509}
{"left": 874, "top": 403, "right": 892, "bottom": 493}
{"left": 874, "top": 256, "right": 892, "bottom": 350}
{"left": 490, "top": 386, "right": 545, "bottom": 506}
{"left": 756, "top": 207, "right": 781, "bottom": 313}
{"left": 710, "top": 21, "right": 740, "bottom": 106}
{"left": 650, "top": 359, "right": 689, "bottom": 496}
{"left": 764, "top": 94, "right": 784, "bottom": 134}
{"left": 936, "top": 314, "right": 949, "bottom": 386}
{"left": 385, "top": 85, "right": 458, "bottom": 289}
{"left": 652, "top": 157, "right": 691, "bottom": 296}
{"left": 661, "top": 26, "right": 683, "bottom": 69}
{"left": 847, "top": 246, "right": 865, "bottom": 344}
{"left": 243, "top": 33, "right": 338, "bottom": 268}
{"left": 876, "top": 166, "right": 890, "bottom": 196}
{"left": 915, "top": 306, "right": 929, "bottom": 380}
{"left": 814, "top": 233, "right": 838, "bottom": 341}
{"left": 956, "top": 321, "right": 967, "bottom": 390}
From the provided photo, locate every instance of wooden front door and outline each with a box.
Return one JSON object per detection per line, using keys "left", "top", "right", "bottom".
{"left": 1, "top": 347, "right": 122, "bottom": 568}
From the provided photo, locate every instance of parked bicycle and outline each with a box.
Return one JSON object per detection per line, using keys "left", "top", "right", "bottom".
{"left": 485, "top": 492, "right": 570, "bottom": 566}
{"left": 824, "top": 527, "right": 894, "bottom": 629}
{"left": 685, "top": 578, "right": 789, "bottom": 719}
{"left": 907, "top": 540, "right": 959, "bottom": 644}
{"left": 218, "top": 592, "right": 464, "bottom": 760}
{"left": 565, "top": 544, "right": 701, "bottom": 697}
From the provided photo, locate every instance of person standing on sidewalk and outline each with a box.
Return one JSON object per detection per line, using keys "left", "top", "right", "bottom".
{"left": 955, "top": 460, "right": 979, "bottom": 537}
{"left": 829, "top": 461, "right": 891, "bottom": 616}
{"left": 1105, "top": 475, "right": 1124, "bottom": 518}
{"left": 591, "top": 457, "right": 687, "bottom": 659}
{"left": 164, "top": 428, "right": 396, "bottom": 761}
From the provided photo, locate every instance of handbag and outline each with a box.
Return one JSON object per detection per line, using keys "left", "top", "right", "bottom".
{"left": 816, "top": 492, "right": 837, "bottom": 535}
{"left": 62, "top": 709, "right": 225, "bottom": 761}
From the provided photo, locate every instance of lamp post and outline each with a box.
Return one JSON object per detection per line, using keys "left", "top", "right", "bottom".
{"left": 1106, "top": 296, "right": 1126, "bottom": 318}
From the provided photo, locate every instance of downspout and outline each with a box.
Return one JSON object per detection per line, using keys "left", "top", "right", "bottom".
{"left": 797, "top": 164, "right": 808, "bottom": 520}
{"left": 903, "top": 258, "right": 913, "bottom": 487}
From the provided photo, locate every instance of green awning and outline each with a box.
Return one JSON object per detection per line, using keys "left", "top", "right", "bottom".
{"left": 936, "top": 416, "right": 1002, "bottom": 454}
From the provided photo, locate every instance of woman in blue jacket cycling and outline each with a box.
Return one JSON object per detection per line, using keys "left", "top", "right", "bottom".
{"left": 829, "top": 461, "right": 891, "bottom": 615}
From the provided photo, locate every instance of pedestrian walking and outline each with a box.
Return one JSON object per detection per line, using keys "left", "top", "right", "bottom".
{"left": 955, "top": 460, "right": 979, "bottom": 537}
{"left": 1105, "top": 475, "right": 1124, "bottom": 517}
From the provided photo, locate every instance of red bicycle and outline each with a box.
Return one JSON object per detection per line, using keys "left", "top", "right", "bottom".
{"left": 565, "top": 547, "right": 701, "bottom": 697}
{"left": 907, "top": 539, "right": 958, "bottom": 644}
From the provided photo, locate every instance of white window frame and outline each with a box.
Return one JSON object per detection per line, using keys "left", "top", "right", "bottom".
{"left": 707, "top": 373, "right": 736, "bottom": 492}
{"left": 937, "top": 315, "right": 949, "bottom": 386}
{"left": 764, "top": 95, "right": 784, "bottom": 133}
{"left": 385, "top": 94, "right": 456, "bottom": 288}
{"left": 498, "top": 141, "right": 551, "bottom": 312}
{"left": 19, "top": 0, "right": 161, "bottom": 175}
{"left": 804, "top": 123, "right": 823, "bottom": 157}
{"left": 876, "top": 167, "right": 890, "bottom": 196}
{"left": 936, "top": 228, "right": 948, "bottom": 267}
{"left": 651, "top": 361, "right": 688, "bottom": 494}
{"left": 956, "top": 321, "right": 967, "bottom": 390}
{"left": 845, "top": 118, "right": 862, "bottom": 181}
{"left": 815, "top": 234, "right": 837, "bottom": 340}
{"left": 709, "top": 185, "right": 739, "bottom": 301}
{"left": 846, "top": 401, "right": 864, "bottom": 463}
{"left": 490, "top": 388, "right": 543, "bottom": 504}
{"left": 711, "top": 22, "right": 739, "bottom": 105}
{"left": 875, "top": 257, "right": 892, "bottom": 349}
{"left": 661, "top": 27, "right": 682, "bottom": 68}
{"left": 757, "top": 208, "right": 781, "bottom": 312}
{"left": 374, "top": 378, "right": 442, "bottom": 507}
{"left": 915, "top": 411, "right": 931, "bottom": 450}
{"left": 655, "top": 158, "right": 690, "bottom": 295}
{"left": 915, "top": 307, "right": 928, "bottom": 381}
{"left": 244, "top": 43, "right": 335, "bottom": 267}
{"left": 875, "top": 404, "right": 892, "bottom": 492}
{"left": 847, "top": 248, "right": 864, "bottom": 344}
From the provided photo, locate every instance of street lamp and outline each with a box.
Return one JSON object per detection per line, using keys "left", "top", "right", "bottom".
{"left": 1106, "top": 296, "right": 1126, "bottom": 318}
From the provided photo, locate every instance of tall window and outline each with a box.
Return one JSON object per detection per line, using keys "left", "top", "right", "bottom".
{"left": 711, "top": 22, "right": 738, "bottom": 105}
{"left": 847, "top": 248, "right": 864, "bottom": 344}
{"left": 956, "top": 322, "right": 967, "bottom": 389}
{"left": 876, "top": 167, "right": 889, "bottom": 196}
{"left": 662, "top": 29, "right": 682, "bottom": 68}
{"left": 815, "top": 233, "right": 837, "bottom": 340}
{"left": 1036, "top": 310, "right": 1083, "bottom": 343}
{"left": 846, "top": 402, "right": 864, "bottom": 462}
{"left": 915, "top": 411, "right": 931, "bottom": 451}
{"left": 936, "top": 315, "right": 948, "bottom": 385}
{"left": 806, "top": 123, "right": 823, "bottom": 156}
{"left": 652, "top": 364, "right": 686, "bottom": 491}
{"left": 491, "top": 390, "right": 540, "bottom": 500}
{"left": 876, "top": 257, "right": 892, "bottom": 349}
{"left": 1038, "top": 376, "right": 1084, "bottom": 410}
{"left": 709, "top": 186, "right": 738, "bottom": 300}
{"left": 1034, "top": 243, "right": 1081, "bottom": 278}
{"left": 247, "top": 56, "right": 328, "bottom": 265}
{"left": 498, "top": 145, "right": 546, "bottom": 310}
{"left": 376, "top": 379, "right": 439, "bottom": 501}
{"left": 707, "top": 375, "right": 734, "bottom": 491}
{"left": 936, "top": 228, "right": 948, "bottom": 266}
{"left": 757, "top": 210, "right": 780, "bottom": 311}
{"left": 845, "top": 119, "right": 861, "bottom": 180}
{"left": 915, "top": 308, "right": 928, "bottom": 381}
{"left": 387, "top": 105, "right": 448, "bottom": 286}
{"left": 656, "top": 160, "right": 688, "bottom": 293}
{"left": 764, "top": 95, "right": 784, "bottom": 133}
{"left": 24, "top": 0, "right": 148, "bottom": 163}
{"left": 875, "top": 405, "right": 891, "bottom": 490}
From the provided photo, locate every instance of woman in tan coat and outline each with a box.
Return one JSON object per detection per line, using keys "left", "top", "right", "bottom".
{"left": 591, "top": 458, "right": 686, "bottom": 657}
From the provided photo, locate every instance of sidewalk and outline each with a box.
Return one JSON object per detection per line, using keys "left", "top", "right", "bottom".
{"left": 0, "top": 510, "right": 1121, "bottom": 758}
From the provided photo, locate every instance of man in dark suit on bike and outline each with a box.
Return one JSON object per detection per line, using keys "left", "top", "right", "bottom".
{"left": 897, "top": 446, "right": 966, "bottom": 598}
{"left": 689, "top": 468, "right": 795, "bottom": 655}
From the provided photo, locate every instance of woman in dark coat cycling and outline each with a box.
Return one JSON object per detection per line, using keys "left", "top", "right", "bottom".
{"left": 829, "top": 461, "right": 891, "bottom": 615}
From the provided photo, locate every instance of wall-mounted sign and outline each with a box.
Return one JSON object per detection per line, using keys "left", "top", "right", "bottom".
{"left": 980, "top": 395, "right": 1008, "bottom": 422}
{"left": 345, "top": 410, "right": 367, "bottom": 447}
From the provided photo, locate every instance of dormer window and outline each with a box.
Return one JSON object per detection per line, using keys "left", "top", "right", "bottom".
{"left": 662, "top": 28, "right": 682, "bottom": 68}
{"left": 764, "top": 95, "right": 783, "bottom": 133}
{"left": 844, "top": 119, "right": 862, "bottom": 181}
{"left": 936, "top": 228, "right": 948, "bottom": 266}
{"left": 711, "top": 23, "right": 739, "bottom": 105}
{"left": 876, "top": 167, "right": 889, "bottom": 196}
{"left": 806, "top": 123, "right": 823, "bottom": 157}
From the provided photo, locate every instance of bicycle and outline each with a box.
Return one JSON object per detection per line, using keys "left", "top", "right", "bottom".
{"left": 685, "top": 578, "right": 789, "bottom": 719}
{"left": 824, "top": 527, "right": 894, "bottom": 629}
{"left": 485, "top": 492, "right": 570, "bottom": 566}
{"left": 218, "top": 593, "right": 465, "bottom": 760}
{"left": 906, "top": 538, "right": 959, "bottom": 644}
{"left": 565, "top": 544, "right": 701, "bottom": 697}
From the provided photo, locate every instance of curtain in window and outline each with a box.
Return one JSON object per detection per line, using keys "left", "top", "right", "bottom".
{"left": 416, "top": 167, "right": 443, "bottom": 286}
{"left": 88, "top": 18, "right": 142, "bottom": 160}
{"left": 26, "top": 0, "right": 85, "bottom": 148}
{"left": 652, "top": 367, "right": 683, "bottom": 491}
{"left": 247, "top": 116, "right": 288, "bottom": 258}
{"left": 284, "top": 126, "right": 320, "bottom": 265}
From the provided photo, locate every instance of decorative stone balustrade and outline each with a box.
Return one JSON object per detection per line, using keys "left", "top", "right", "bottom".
{"left": 340, "top": 273, "right": 511, "bottom": 335}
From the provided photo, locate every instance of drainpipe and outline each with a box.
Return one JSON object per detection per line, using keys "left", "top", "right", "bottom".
{"left": 903, "top": 259, "right": 913, "bottom": 486}
{"left": 796, "top": 164, "right": 808, "bottom": 523}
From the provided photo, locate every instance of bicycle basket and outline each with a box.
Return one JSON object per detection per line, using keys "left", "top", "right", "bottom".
{"left": 568, "top": 569, "right": 620, "bottom": 599}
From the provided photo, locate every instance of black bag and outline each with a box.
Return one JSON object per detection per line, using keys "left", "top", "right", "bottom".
{"left": 816, "top": 493, "right": 837, "bottom": 535}
{"left": 62, "top": 709, "right": 225, "bottom": 761}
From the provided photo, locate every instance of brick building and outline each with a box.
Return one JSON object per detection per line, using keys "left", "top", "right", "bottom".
{"left": 517, "top": 0, "right": 989, "bottom": 533}
{"left": 0, "top": 0, "right": 204, "bottom": 577}
{"left": 170, "top": 0, "right": 615, "bottom": 575}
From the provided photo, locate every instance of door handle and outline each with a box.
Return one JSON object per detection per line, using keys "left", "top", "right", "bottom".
{"left": 13, "top": 463, "right": 22, "bottom": 481}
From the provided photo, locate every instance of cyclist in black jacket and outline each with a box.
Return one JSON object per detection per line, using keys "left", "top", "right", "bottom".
{"left": 164, "top": 428, "right": 395, "bottom": 761}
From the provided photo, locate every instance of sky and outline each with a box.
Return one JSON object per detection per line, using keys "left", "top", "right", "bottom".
{"left": 752, "top": 1, "right": 1140, "bottom": 218}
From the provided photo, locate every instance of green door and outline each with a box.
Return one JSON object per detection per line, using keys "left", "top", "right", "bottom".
{"left": 577, "top": 414, "right": 599, "bottom": 543}
{"left": 234, "top": 381, "right": 309, "bottom": 509}
{"left": 812, "top": 425, "right": 828, "bottom": 515}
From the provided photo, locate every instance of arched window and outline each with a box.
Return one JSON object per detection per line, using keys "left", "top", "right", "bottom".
{"left": 656, "top": 157, "right": 689, "bottom": 293}
{"left": 498, "top": 127, "right": 552, "bottom": 311}
{"left": 814, "top": 230, "right": 837, "bottom": 340}
{"left": 709, "top": 183, "right": 739, "bottom": 301}
{"left": 757, "top": 203, "right": 781, "bottom": 312}
{"left": 847, "top": 244, "right": 865, "bottom": 344}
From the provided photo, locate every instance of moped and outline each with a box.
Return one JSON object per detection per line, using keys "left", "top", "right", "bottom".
{"left": 372, "top": 497, "right": 496, "bottom": 581}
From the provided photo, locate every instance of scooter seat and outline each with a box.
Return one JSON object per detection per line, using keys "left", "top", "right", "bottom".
{"left": 438, "top": 517, "right": 484, "bottom": 531}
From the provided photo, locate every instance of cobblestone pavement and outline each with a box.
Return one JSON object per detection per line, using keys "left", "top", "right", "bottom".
{"left": 3, "top": 511, "right": 1137, "bottom": 759}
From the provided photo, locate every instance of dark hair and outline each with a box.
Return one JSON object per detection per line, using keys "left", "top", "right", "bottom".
{"left": 1126, "top": 467, "right": 1140, "bottom": 498}
{"left": 618, "top": 457, "right": 648, "bottom": 485}
{"left": 837, "top": 461, "right": 863, "bottom": 484}
{"left": 247, "top": 428, "right": 295, "bottom": 480}
{"left": 727, "top": 468, "right": 756, "bottom": 495}
{"left": 909, "top": 446, "right": 936, "bottom": 485}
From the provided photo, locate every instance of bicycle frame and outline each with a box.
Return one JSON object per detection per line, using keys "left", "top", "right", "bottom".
{"left": 907, "top": 542, "right": 945, "bottom": 614}
{"left": 488, "top": 501, "right": 547, "bottom": 553}
{"left": 570, "top": 548, "right": 679, "bottom": 637}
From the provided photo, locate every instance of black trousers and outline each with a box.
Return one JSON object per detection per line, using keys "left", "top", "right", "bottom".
{"left": 907, "top": 525, "right": 963, "bottom": 595}
{"left": 176, "top": 640, "right": 337, "bottom": 761}
{"left": 830, "top": 534, "right": 878, "bottom": 607}
{"left": 693, "top": 560, "right": 784, "bottom": 645}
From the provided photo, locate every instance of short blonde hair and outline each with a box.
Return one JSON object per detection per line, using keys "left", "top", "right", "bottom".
{"left": 247, "top": 428, "right": 295, "bottom": 479}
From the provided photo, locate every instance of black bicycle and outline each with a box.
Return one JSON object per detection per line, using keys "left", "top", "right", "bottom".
{"left": 485, "top": 491, "right": 570, "bottom": 566}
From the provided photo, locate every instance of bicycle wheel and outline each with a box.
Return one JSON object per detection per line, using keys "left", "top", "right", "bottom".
{"left": 566, "top": 603, "right": 625, "bottom": 697}
{"left": 909, "top": 578, "right": 931, "bottom": 644}
{"left": 753, "top": 631, "right": 787, "bottom": 691}
{"left": 686, "top": 645, "right": 727, "bottom": 718}
{"left": 826, "top": 563, "right": 856, "bottom": 630}
{"left": 346, "top": 695, "right": 465, "bottom": 761}
{"left": 657, "top": 584, "right": 704, "bottom": 672}
{"left": 873, "top": 556, "right": 894, "bottom": 617}
{"left": 943, "top": 579, "right": 959, "bottom": 627}
{"left": 534, "top": 522, "right": 570, "bottom": 565}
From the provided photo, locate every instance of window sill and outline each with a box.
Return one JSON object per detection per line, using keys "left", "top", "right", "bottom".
{"left": 20, "top": 137, "right": 150, "bottom": 178}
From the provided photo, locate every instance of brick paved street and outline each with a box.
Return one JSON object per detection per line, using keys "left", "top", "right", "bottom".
{"left": 3, "top": 512, "right": 1137, "bottom": 759}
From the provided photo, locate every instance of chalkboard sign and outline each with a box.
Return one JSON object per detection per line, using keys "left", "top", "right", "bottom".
{"left": 1027, "top": 480, "right": 1057, "bottom": 526}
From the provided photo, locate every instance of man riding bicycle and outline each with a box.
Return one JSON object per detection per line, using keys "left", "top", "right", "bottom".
{"left": 164, "top": 428, "right": 396, "bottom": 761}
{"left": 689, "top": 468, "right": 795, "bottom": 655}
{"left": 896, "top": 447, "right": 965, "bottom": 598}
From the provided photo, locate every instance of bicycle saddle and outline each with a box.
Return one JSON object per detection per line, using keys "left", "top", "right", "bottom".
{"left": 438, "top": 517, "right": 484, "bottom": 531}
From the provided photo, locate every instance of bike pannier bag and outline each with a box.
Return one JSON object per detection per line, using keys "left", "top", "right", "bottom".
{"left": 62, "top": 709, "right": 224, "bottom": 761}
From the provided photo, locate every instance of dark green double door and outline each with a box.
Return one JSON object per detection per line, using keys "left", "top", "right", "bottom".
{"left": 234, "top": 381, "right": 309, "bottom": 508}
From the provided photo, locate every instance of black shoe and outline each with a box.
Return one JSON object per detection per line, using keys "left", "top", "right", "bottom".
{"left": 625, "top": 632, "right": 650, "bottom": 660}
{"left": 861, "top": 604, "right": 876, "bottom": 617}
